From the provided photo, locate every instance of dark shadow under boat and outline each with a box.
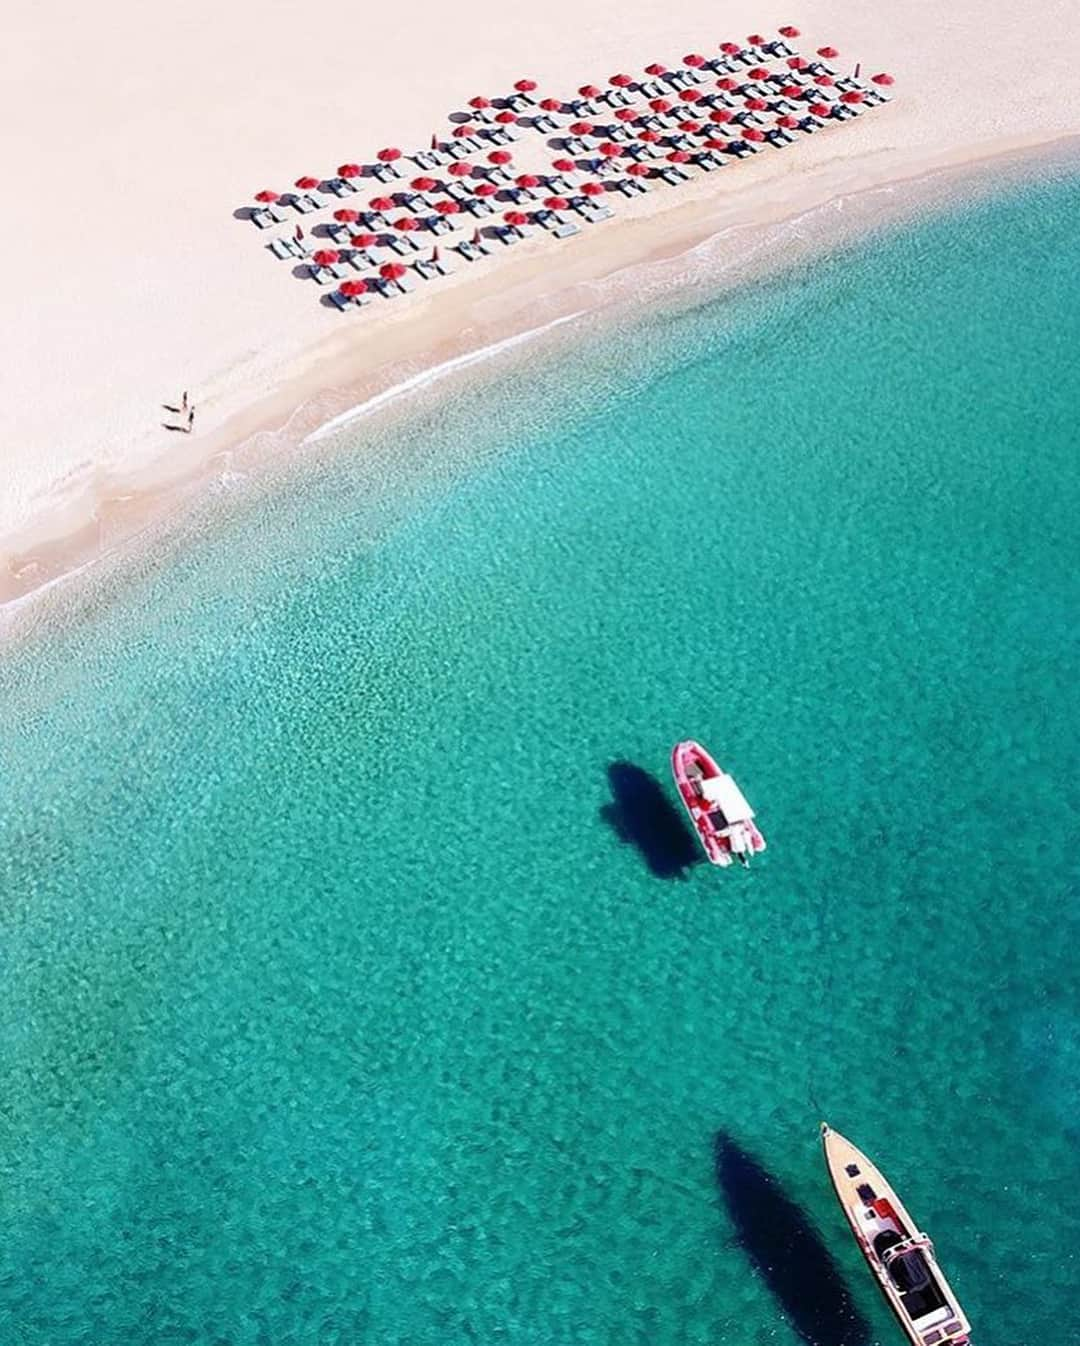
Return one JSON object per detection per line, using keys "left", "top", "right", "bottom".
{"left": 713, "top": 1132, "right": 871, "bottom": 1346}
{"left": 599, "top": 760, "right": 701, "bottom": 880}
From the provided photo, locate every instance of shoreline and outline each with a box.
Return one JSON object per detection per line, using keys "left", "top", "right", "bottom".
{"left": 3, "top": 129, "right": 1078, "bottom": 635}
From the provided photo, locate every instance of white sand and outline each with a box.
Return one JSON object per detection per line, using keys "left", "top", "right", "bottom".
{"left": 3, "top": 0, "right": 1079, "bottom": 587}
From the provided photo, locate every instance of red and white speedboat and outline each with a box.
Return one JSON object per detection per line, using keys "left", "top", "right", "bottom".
{"left": 671, "top": 740, "right": 766, "bottom": 867}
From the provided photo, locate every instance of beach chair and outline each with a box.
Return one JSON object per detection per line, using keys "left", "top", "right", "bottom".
{"left": 268, "top": 204, "right": 290, "bottom": 224}
{"left": 454, "top": 239, "right": 486, "bottom": 262}
{"left": 464, "top": 197, "right": 494, "bottom": 217}
{"left": 292, "top": 193, "right": 320, "bottom": 214}
{"left": 346, "top": 249, "right": 376, "bottom": 270}
{"left": 395, "top": 272, "right": 417, "bottom": 293}
{"left": 327, "top": 288, "right": 352, "bottom": 311}
{"left": 412, "top": 259, "right": 438, "bottom": 280}
{"left": 372, "top": 163, "right": 399, "bottom": 183}
{"left": 506, "top": 93, "right": 531, "bottom": 112}
{"left": 409, "top": 151, "right": 437, "bottom": 169}
{"left": 309, "top": 264, "right": 336, "bottom": 285}
{"left": 693, "top": 152, "right": 724, "bottom": 172}
{"left": 325, "top": 179, "right": 351, "bottom": 198}
{"left": 251, "top": 208, "right": 274, "bottom": 230}
{"left": 329, "top": 261, "right": 351, "bottom": 280}
{"left": 386, "top": 236, "right": 410, "bottom": 256}
{"left": 430, "top": 255, "right": 455, "bottom": 276}
{"left": 428, "top": 216, "right": 454, "bottom": 236}
{"left": 765, "top": 129, "right": 795, "bottom": 147}
{"left": 494, "top": 225, "right": 521, "bottom": 245}
{"left": 325, "top": 223, "right": 351, "bottom": 244}
{"left": 268, "top": 236, "right": 297, "bottom": 259}
{"left": 639, "top": 79, "right": 665, "bottom": 99}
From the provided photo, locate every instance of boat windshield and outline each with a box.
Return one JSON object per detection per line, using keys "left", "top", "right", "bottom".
{"left": 873, "top": 1231, "right": 948, "bottom": 1319}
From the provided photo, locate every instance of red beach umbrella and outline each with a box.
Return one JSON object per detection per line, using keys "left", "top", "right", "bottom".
{"left": 488, "top": 149, "right": 513, "bottom": 165}
{"left": 495, "top": 110, "right": 517, "bottom": 125}
{"left": 339, "top": 279, "right": 368, "bottom": 297}
{"left": 743, "top": 128, "right": 765, "bottom": 142}
{"left": 514, "top": 78, "right": 537, "bottom": 92}
{"left": 615, "top": 108, "right": 638, "bottom": 122}
{"left": 610, "top": 73, "right": 633, "bottom": 87}
{"left": 747, "top": 33, "right": 766, "bottom": 46}
{"left": 350, "top": 232, "right": 378, "bottom": 247}
{"left": 644, "top": 62, "right": 668, "bottom": 76}
{"left": 745, "top": 97, "right": 768, "bottom": 111}
{"left": 544, "top": 195, "right": 570, "bottom": 209}
{"left": 704, "top": 137, "right": 729, "bottom": 151}
{"left": 435, "top": 199, "right": 461, "bottom": 215}
{"left": 578, "top": 83, "right": 602, "bottom": 98}
{"left": 667, "top": 149, "right": 691, "bottom": 163}
{"left": 503, "top": 210, "right": 529, "bottom": 225}
{"left": 376, "top": 147, "right": 402, "bottom": 162}
{"left": 333, "top": 208, "right": 360, "bottom": 222}
{"left": 639, "top": 129, "right": 661, "bottom": 143}
{"left": 254, "top": 189, "right": 279, "bottom": 202}
{"left": 580, "top": 180, "right": 604, "bottom": 196}
{"left": 776, "top": 114, "right": 800, "bottom": 128}
{"left": 380, "top": 262, "right": 406, "bottom": 280}
{"left": 716, "top": 77, "right": 738, "bottom": 91}
{"left": 452, "top": 125, "right": 477, "bottom": 138}
{"left": 627, "top": 162, "right": 652, "bottom": 177}
{"left": 788, "top": 56, "right": 808, "bottom": 70}
{"left": 710, "top": 109, "right": 732, "bottom": 124}
{"left": 393, "top": 216, "right": 419, "bottom": 231}
{"left": 782, "top": 84, "right": 803, "bottom": 98}
{"left": 817, "top": 46, "right": 839, "bottom": 59}
{"left": 679, "top": 88, "right": 703, "bottom": 102}
{"left": 448, "top": 162, "right": 473, "bottom": 177}
{"left": 338, "top": 163, "right": 362, "bottom": 178}
{"left": 815, "top": 74, "right": 835, "bottom": 87}
{"left": 779, "top": 25, "right": 800, "bottom": 38}
{"left": 599, "top": 141, "right": 621, "bottom": 157}
{"left": 720, "top": 42, "right": 742, "bottom": 55}
{"left": 840, "top": 90, "right": 864, "bottom": 104}
{"left": 474, "top": 182, "right": 499, "bottom": 196}
{"left": 872, "top": 72, "right": 895, "bottom": 85}
{"left": 748, "top": 66, "right": 770, "bottom": 80}
{"left": 808, "top": 102, "right": 831, "bottom": 118}
{"left": 684, "top": 53, "right": 706, "bottom": 67}
{"left": 369, "top": 195, "right": 395, "bottom": 211}
{"left": 295, "top": 176, "right": 320, "bottom": 190}
{"left": 540, "top": 97, "right": 563, "bottom": 111}
{"left": 468, "top": 96, "right": 491, "bottom": 110}
{"left": 411, "top": 177, "right": 437, "bottom": 192}
{"left": 312, "top": 248, "right": 339, "bottom": 265}
{"left": 516, "top": 173, "right": 541, "bottom": 188}
{"left": 551, "top": 157, "right": 576, "bottom": 173}
{"left": 679, "top": 120, "right": 702, "bottom": 133}
{"left": 570, "top": 121, "right": 594, "bottom": 136}
{"left": 649, "top": 98, "right": 672, "bottom": 113}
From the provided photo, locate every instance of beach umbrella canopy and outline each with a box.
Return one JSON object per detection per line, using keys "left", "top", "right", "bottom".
{"left": 312, "top": 249, "right": 339, "bottom": 265}
{"left": 376, "top": 147, "right": 401, "bottom": 162}
{"left": 474, "top": 182, "right": 498, "bottom": 196}
{"left": 745, "top": 97, "right": 768, "bottom": 111}
{"left": 254, "top": 189, "right": 279, "bottom": 202}
{"left": 704, "top": 137, "right": 729, "bottom": 151}
{"left": 610, "top": 73, "right": 633, "bottom": 87}
{"left": 748, "top": 66, "right": 770, "bottom": 80}
{"left": 468, "top": 96, "right": 490, "bottom": 109}
{"left": 540, "top": 97, "right": 563, "bottom": 111}
{"left": 743, "top": 128, "right": 765, "bottom": 142}
{"left": 488, "top": 149, "right": 513, "bottom": 164}
{"left": 716, "top": 77, "right": 738, "bottom": 91}
{"left": 649, "top": 98, "right": 672, "bottom": 113}
{"left": 627, "top": 162, "right": 652, "bottom": 177}
{"left": 787, "top": 56, "right": 807, "bottom": 69}
{"left": 569, "top": 121, "right": 595, "bottom": 136}
{"left": 578, "top": 83, "right": 602, "bottom": 98}
{"left": 678, "top": 120, "right": 702, "bottom": 133}
{"left": 679, "top": 88, "right": 702, "bottom": 102}
{"left": 338, "top": 163, "right": 362, "bottom": 178}
{"left": 581, "top": 180, "right": 604, "bottom": 195}
{"left": 747, "top": 33, "right": 766, "bottom": 46}
{"left": 410, "top": 177, "right": 437, "bottom": 191}
{"left": 840, "top": 90, "right": 864, "bottom": 104}
{"left": 544, "top": 195, "right": 570, "bottom": 209}
{"left": 516, "top": 173, "right": 541, "bottom": 188}
{"left": 779, "top": 25, "right": 800, "bottom": 37}
{"left": 817, "top": 46, "right": 839, "bottom": 58}
{"left": 435, "top": 199, "right": 461, "bottom": 214}
{"left": 339, "top": 279, "right": 367, "bottom": 297}
{"left": 871, "top": 72, "right": 895, "bottom": 85}
{"left": 615, "top": 108, "right": 638, "bottom": 122}
{"left": 551, "top": 157, "right": 576, "bottom": 172}
{"left": 333, "top": 208, "right": 360, "bottom": 222}
{"left": 684, "top": 53, "right": 706, "bottom": 67}
{"left": 452, "top": 125, "right": 477, "bottom": 138}
{"left": 514, "top": 78, "right": 537, "bottom": 92}
{"left": 781, "top": 83, "right": 803, "bottom": 97}
{"left": 393, "top": 216, "right": 419, "bottom": 231}
{"left": 710, "top": 108, "right": 732, "bottom": 123}
{"left": 639, "top": 129, "right": 661, "bottom": 142}
{"left": 295, "top": 176, "right": 320, "bottom": 190}
{"left": 599, "top": 141, "right": 621, "bottom": 156}
{"left": 720, "top": 42, "right": 742, "bottom": 54}
{"left": 504, "top": 210, "right": 529, "bottom": 225}
{"left": 814, "top": 74, "right": 834, "bottom": 87}
{"left": 350, "top": 232, "right": 378, "bottom": 246}
{"left": 808, "top": 102, "right": 831, "bottom": 117}
{"left": 776, "top": 114, "right": 800, "bottom": 128}
{"left": 448, "top": 162, "right": 473, "bottom": 177}
{"left": 369, "top": 195, "right": 395, "bottom": 211}
{"left": 380, "top": 262, "right": 406, "bottom": 280}
{"left": 667, "top": 149, "right": 691, "bottom": 162}
{"left": 644, "top": 62, "right": 667, "bottom": 76}
{"left": 495, "top": 110, "right": 517, "bottom": 125}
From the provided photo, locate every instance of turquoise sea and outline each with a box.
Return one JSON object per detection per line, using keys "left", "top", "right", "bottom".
{"left": 2, "top": 159, "right": 1079, "bottom": 1345}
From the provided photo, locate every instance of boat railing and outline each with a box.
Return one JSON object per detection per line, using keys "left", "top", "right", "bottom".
{"left": 880, "top": 1232, "right": 935, "bottom": 1269}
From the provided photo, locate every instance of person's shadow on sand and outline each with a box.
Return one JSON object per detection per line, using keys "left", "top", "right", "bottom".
{"left": 713, "top": 1133, "right": 871, "bottom": 1346}
{"left": 599, "top": 760, "right": 701, "bottom": 880}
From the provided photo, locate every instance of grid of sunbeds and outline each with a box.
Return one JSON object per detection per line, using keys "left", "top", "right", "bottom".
{"left": 244, "top": 28, "right": 894, "bottom": 312}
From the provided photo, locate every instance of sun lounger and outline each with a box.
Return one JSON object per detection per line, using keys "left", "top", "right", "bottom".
{"left": 326, "top": 179, "right": 355, "bottom": 198}
{"left": 327, "top": 288, "right": 353, "bottom": 311}
{"left": 657, "top": 167, "right": 686, "bottom": 185}
{"left": 506, "top": 93, "right": 531, "bottom": 112}
{"left": 309, "top": 264, "right": 337, "bottom": 285}
{"left": 413, "top": 260, "right": 438, "bottom": 280}
{"left": 494, "top": 225, "right": 521, "bottom": 245}
{"left": 252, "top": 208, "right": 274, "bottom": 230}
{"left": 395, "top": 273, "right": 416, "bottom": 293}
{"left": 464, "top": 197, "right": 494, "bottom": 216}
{"left": 372, "top": 163, "right": 400, "bottom": 182}
{"left": 427, "top": 216, "right": 453, "bottom": 236}
{"left": 346, "top": 249, "right": 376, "bottom": 270}
{"left": 290, "top": 193, "right": 321, "bottom": 214}
{"left": 454, "top": 239, "right": 489, "bottom": 261}
{"left": 409, "top": 151, "right": 438, "bottom": 169}
{"left": 268, "top": 236, "right": 298, "bottom": 259}
{"left": 693, "top": 152, "right": 724, "bottom": 172}
{"left": 532, "top": 114, "right": 560, "bottom": 133}
{"left": 386, "top": 236, "right": 411, "bottom": 255}
{"left": 325, "top": 223, "right": 351, "bottom": 244}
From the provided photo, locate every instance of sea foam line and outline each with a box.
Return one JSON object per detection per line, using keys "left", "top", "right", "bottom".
{"left": 301, "top": 309, "right": 586, "bottom": 446}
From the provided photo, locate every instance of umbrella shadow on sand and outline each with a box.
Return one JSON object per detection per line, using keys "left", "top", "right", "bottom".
{"left": 714, "top": 1133, "right": 871, "bottom": 1346}
{"left": 599, "top": 760, "right": 701, "bottom": 880}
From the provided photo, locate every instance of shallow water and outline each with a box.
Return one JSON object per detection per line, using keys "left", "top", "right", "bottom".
{"left": 2, "top": 164, "right": 1079, "bottom": 1345}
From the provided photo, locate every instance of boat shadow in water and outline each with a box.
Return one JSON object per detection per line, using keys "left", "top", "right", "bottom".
{"left": 714, "top": 1133, "right": 871, "bottom": 1346}
{"left": 599, "top": 761, "right": 702, "bottom": 880}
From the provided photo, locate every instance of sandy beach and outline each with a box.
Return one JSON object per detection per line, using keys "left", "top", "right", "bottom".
{"left": 4, "top": 0, "right": 1080, "bottom": 605}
